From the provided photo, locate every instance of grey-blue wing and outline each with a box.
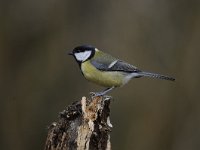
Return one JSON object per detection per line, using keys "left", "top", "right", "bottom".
{"left": 91, "top": 59, "right": 141, "bottom": 73}
{"left": 90, "top": 60, "right": 109, "bottom": 70}
{"left": 109, "top": 60, "right": 141, "bottom": 72}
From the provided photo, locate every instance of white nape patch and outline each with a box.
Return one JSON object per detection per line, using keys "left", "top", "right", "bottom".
{"left": 74, "top": 51, "right": 91, "bottom": 62}
{"left": 108, "top": 60, "right": 118, "bottom": 68}
{"left": 95, "top": 48, "right": 99, "bottom": 51}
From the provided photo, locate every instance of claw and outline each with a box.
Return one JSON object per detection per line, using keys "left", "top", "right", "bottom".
{"left": 89, "top": 92, "right": 113, "bottom": 102}
{"left": 89, "top": 92, "right": 96, "bottom": 97}
{"left": 89, "top": 86, "right": 115, "bottom": 99}
{"left": 89, "top": 92, "right": 104, "bottom": 98}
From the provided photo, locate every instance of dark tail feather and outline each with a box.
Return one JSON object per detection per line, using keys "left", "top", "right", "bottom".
{"left": 138, "top": 71, "right": 175, "bottom": 81}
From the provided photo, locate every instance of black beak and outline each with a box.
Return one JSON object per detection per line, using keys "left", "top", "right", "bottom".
{"left": 68, "top": 52, "right": 73, "bottom": 55}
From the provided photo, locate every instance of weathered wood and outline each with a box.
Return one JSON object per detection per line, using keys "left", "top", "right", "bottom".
{"left": 44, "top": 96, "right": 112, "bottom": 150}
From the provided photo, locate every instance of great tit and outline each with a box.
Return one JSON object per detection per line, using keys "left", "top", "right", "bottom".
{"left": 69, "top": 45, "right": 175, "bottom": 96}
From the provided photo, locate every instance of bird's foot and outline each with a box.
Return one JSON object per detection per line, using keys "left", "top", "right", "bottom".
{"left": 90, "top": 87, "right": 114, "bottom": 97}
{"left": 89, "top": 92, "right": 112, "bottom": 100}
{"left": 89, "top": 92, "right": 104, "bottom": 97}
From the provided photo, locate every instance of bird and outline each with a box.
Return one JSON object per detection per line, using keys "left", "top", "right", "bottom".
{"left": 68, "top": 45, "right": 175, "bottom": 96}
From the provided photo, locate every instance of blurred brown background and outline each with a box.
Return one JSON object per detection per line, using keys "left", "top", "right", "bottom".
{"left": 0, "top": 0, "right": 200, "bottom": 150}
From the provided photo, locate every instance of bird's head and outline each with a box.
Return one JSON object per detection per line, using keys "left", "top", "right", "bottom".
{"left": 68, "top": 45, "right": 96, "bottom": 63}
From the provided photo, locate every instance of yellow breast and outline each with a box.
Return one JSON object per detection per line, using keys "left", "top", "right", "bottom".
{"left": 81, "top": 61, "right": 126, "bottom": 87}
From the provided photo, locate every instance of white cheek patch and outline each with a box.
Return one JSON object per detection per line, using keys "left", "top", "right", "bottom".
{"left": 74, "top": 51, "right": 92, "bottom": 62}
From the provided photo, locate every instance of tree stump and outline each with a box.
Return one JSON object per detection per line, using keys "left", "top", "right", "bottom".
{"left": 44, "top": 96, "right": 112, "bottom": 150}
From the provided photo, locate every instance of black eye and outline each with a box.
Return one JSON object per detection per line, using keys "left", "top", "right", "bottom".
{"left": 73, "top": 45, "right": 94, "bottom": 53}
{"left": 77, "top": 49, "right": 86, "bottom": 53}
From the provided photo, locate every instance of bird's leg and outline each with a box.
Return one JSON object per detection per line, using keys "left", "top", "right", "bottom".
{"left": 90, "top": 86, "right": 115, "bottom": 97}
{"left": 100, "top": 86, "right": 115, "bottom": 95}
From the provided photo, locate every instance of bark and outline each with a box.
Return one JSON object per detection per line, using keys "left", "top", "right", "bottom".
{"left": 44, "top": 96, "right": 112, "bottom": 150}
